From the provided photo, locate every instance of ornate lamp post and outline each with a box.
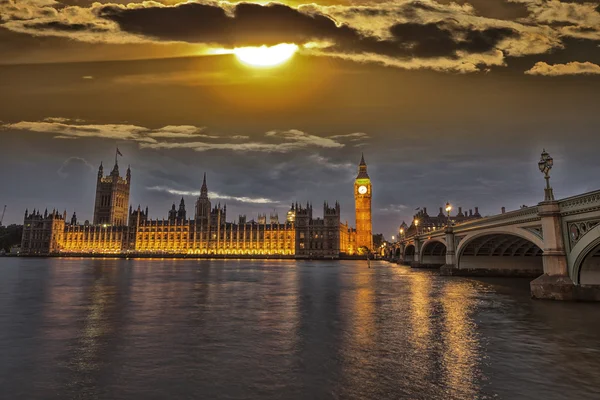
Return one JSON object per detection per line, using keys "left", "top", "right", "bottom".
{"left": 399, "top": 227, "right": 404, "bottom": 239}
{"left": 538, "top": 149, "right": 554, "bottom": 201}
{"left": 445, "top": 202, "right": 452, "bottom": 227}
{"left": 414, "top": 219, "right": 420, "bottom": 235}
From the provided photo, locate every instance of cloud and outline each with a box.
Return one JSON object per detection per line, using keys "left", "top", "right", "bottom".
{"left": 329, "top": 132, "right": 370, "bottom": 142}
{"left": 57, "top": 156, "right": 94, "bottom": 179}
{"left": 147, "top": 125, "right": 217, "bottom": 139}
{"left": 0, "top": 0, "right": 582, "bottom": 73}
{"left": 146, "top": 185, "right": 280, "bottom": 204}
{"left": 379, "top": 204, "right": 409, "bottom": 213}
{"left": 4, "top": 120, "right": 157, "bottom": 143}
{"left": 525, "top": 61, "right": 600, "bottom": 76}
{"left": 308, "top": 154, "right": 353, "bottom": 170}
{"left": 1, "top": 118, "right": 358, "bottom": 153}
{"left": 1, "top": 1, "right": 599, "bottom": 73}
{"left": 265, "top": 129, "right": 344, "bottom": 149}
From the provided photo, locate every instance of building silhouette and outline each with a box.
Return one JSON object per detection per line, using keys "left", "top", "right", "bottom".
{"left": 20, "top": 153, "right": 376, "bottom": 258}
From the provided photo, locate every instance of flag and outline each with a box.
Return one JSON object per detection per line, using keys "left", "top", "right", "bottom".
{"left": 116, "top": 147, "right": 123, "bottom": 157}
{"left": 415, "top": 207, "right": 421, "bottom": 211}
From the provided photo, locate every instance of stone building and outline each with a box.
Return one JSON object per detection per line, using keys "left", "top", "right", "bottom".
{"left": 21, "top": 209, "right": 66, "bottom": 254}
{"left": 20, "top": 153, "right": 374, "bottom": 258}
{"left": 401, "top": 206, "right": 482, "bottom": 237}
{"left": 93, "top": 158, "right": 130, "bottom": 226}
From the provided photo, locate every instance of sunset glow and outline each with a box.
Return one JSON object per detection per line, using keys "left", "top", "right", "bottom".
{"left": 233, "top": 43, "right": 298, "bottom": 67}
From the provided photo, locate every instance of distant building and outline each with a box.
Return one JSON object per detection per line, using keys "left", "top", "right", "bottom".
{"left": 19, "top": 153, "right": 377, "bottom": 258}
{"left": 402, "top": 206, "right": 482, "bottom": 237}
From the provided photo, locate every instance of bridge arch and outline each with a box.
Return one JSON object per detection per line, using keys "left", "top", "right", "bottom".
{"left": 456, "top": 230, "right": 543, "bottom": 276}
{"left": 571, "top": 226, "right": 600, "bottom": 285}
{"left": 420, "top": 239, "right": 447, "bottom": 268}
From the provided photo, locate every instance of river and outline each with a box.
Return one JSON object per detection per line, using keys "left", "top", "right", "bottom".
{"left": 0, "top": 258, "right": 599, "bottom": 399}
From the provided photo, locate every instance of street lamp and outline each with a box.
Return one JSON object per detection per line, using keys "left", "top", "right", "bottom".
{"left": 538, "top": 149, "right": 554, "bottom": 201}
{"left": 399, "top": 228, "right": 404, "bottom": 239}
{"left": 445, "top": 202, "right": 452, "bottom": 227}
{"left": 392, "top": 235, "right": 395, "bottom": 241}
{"left": 414, "top": 219, "right": 420, "bottom": 235}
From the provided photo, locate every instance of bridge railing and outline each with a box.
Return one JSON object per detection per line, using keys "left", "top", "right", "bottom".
{"left": 558, "top": 189, "right": 600, "bottom": 215}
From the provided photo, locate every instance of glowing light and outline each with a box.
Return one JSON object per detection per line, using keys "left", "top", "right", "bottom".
{"left": 234, "top": 43, "right": 298, "bottom": 67}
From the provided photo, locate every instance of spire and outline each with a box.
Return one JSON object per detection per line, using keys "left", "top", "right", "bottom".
{"left": 200, "top": 172, "right": 208, "bottom": 197}
{"left": 356, "top": 152, "right": 369, "bottom": 179}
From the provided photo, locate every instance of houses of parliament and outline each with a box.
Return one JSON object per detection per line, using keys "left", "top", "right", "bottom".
{"left": 20, "top": 153, "right": 374, "bottom": 258}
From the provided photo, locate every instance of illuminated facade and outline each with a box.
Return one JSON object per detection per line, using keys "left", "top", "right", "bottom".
{"left": 354, "top": 154, "right": 373, "bottom": 252}
{"left": 21, "top": 154, "right": 369, "bottom": 257}
{"left": 93, "top": 159, "right": 130, "bottom": 226}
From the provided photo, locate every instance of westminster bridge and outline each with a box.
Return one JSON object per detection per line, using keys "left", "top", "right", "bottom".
{"left": 385, "top": 189, "right": 600, "bottom": 301}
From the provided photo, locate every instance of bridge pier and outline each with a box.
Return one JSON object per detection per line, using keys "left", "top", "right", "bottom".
{"left": 440, "top": 226, "right": 457, "bottom": 275}
{"left": 530, "top": 201, "right": 578, "bottom": 300}
{"left": 410, "top": 238, "right": 422, "bottom": 268}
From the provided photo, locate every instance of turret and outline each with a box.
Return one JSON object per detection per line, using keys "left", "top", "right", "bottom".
{"left": 98, "top": 162, "right": 103, "bottom": 180}
{"left": 177, "top": 197, "right": 187, "bottom": 221}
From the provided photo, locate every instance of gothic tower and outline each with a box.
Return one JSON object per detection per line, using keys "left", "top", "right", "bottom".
{"left": 195, "top": 173, "right": 211, "bottom": 222}
{"left": 93, "top": 152, "right": 130, "bottom": 226}
{"left": 354, "top": 153, "right": 373, "bottom": 252}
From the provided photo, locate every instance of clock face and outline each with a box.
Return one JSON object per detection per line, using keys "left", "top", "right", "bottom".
{"left": 358, "top": 185, "right": 367, "bottom": 194}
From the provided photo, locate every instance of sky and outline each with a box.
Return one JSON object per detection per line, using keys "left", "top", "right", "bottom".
{"left": 1, "top": 0, "right": 599, "bottom": 238}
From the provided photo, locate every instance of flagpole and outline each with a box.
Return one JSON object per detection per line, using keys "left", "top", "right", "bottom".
{"left": 115, "top": 147, "right": 118, "bottom": 166}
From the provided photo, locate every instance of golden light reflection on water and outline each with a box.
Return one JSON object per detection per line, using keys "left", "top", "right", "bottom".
{"left": 441, "top": 282, "right": 479, "bottom": 398}
{"left": 352, "top": 269, "right": 376, "bottom": 349}
{"left": 73, "top": 267, "right": 119, "bottom": 377}
{"left": 409, "top": 273, "right": 432, "bottom": 353}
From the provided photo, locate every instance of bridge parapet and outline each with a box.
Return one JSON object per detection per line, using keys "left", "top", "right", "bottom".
{"left": 400, "top": 206, "right": 541, "bottom": 245}
{"left": 451, "top": 206, "right": 540, "bottom": 232}
{"left": 559, "top": 190, "right": 600, "bottom": 216}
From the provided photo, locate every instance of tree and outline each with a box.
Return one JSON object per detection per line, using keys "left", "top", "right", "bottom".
{"left": 0, "top": 224, "right": 23, "bottom": 252}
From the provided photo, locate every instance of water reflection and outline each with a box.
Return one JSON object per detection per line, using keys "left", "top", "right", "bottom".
{"left": 440, "top": 282, "right": 480, "bottom": 399}
{"left": 1, "top": 259, "right": 600, "bottom": 400}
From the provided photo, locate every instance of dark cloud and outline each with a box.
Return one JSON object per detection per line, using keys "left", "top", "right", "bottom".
{"left": 389, "top": 23, "right": 516, "bottom": 58}
{"left": 98, "top": 2, "right": 517, "bottom": 60}
{"left": 24, "top": 21, "right": 108, "bottom": 33}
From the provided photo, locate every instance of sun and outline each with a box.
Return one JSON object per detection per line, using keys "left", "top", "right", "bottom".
{"left": 234, "top": 43, "right": 298, "bottom": 67}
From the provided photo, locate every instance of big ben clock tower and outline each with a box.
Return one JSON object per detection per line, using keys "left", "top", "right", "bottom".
{"left": 354, "top": 153, "right": 373, "bottom": 252}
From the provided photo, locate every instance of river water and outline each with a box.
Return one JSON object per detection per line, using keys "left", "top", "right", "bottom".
{"left": 0, "top": 258, "right": 599, "bottom": 400}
